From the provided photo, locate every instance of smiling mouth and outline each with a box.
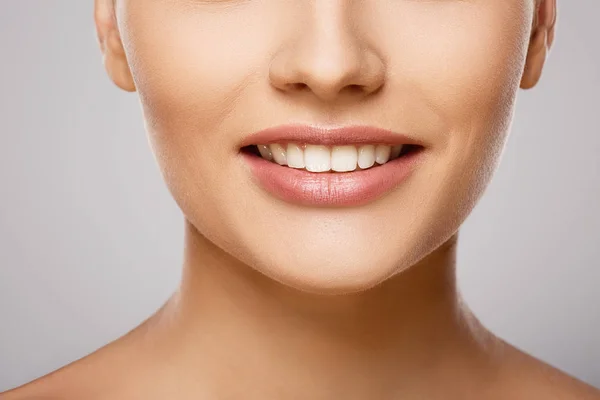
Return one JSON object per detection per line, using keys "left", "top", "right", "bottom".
{"left": 237, "top": 124, "right": 426, "bottom": 206}
{"left": 240, "top": 143, "right": 423, "bottom": 173}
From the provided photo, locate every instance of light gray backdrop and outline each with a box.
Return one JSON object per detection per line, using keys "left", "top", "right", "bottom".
{"left": 0, "top": 1, "right": 598, "bottom": 392}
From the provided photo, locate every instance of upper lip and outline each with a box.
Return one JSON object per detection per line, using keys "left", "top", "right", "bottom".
{"left": 239, "top": 124, "right": 426, "bottom": 148}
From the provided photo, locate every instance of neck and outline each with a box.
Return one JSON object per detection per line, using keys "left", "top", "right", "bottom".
{"left": 146, "top": 221, "right": 496, "bottom": 398}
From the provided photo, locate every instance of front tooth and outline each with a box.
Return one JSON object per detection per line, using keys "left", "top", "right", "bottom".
{"left": 257, "top": 145, "right": 273, "bottom": 161}
{"left": 270, "top": 143, "right": 287, "bottom": 165}
{"left": 286, "top": 143, "right": 305, "bottom": 168}
{"left": 357, "top": 145, "right": 375, "bottom": 169}
{"left": 375, "top": 145, "right": 391, "bottom": 164}
{"left": 391, "top": 145, "right": 403, "bottom": 159}
{"left": 304, "top": 145, "right": 331, "bottom": 172}
{"left": 331, "top": 145, "right": 357, "bottom": 172}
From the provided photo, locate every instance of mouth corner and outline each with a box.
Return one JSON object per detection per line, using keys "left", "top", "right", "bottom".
{"left": 240, "top": 144, "right": 261, "bottom": 156}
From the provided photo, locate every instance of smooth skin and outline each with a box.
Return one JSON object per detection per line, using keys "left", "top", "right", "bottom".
{"left": 2, "top": 0, "right": 599, "bottom": 399}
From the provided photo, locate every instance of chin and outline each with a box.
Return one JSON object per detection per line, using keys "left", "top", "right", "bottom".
{"left": 238, "top": 230, "right": 428, "bottom": 296}
{"left": 268, "top": 263, "right": 393, "bottom": 296}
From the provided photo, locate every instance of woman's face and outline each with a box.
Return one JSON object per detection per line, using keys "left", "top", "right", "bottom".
{"left": 111, "top": 0, "right": 538, "bottom": 293}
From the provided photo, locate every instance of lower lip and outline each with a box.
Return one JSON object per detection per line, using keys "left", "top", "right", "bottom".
{"left": 241, "top": 149, "right": 424, "bottom": 207}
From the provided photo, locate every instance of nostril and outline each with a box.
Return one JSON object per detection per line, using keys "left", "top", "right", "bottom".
{"left": 290, "top": 83, "right": 308, "bottom": 91}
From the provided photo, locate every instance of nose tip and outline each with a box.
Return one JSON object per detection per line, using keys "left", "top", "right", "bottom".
{"left": 268, "top": 24, "right": 386, "bottom": 103}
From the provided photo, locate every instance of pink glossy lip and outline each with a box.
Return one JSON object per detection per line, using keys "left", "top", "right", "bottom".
{"left": 239, "top": 124, "right": 425, "bottom": 147}
{"left": 239, "top": 124, "right": 426, "bottom": 207}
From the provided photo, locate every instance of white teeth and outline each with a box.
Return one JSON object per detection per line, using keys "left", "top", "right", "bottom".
{"left": 257, "top": 145, "right": 273, "bottom": 161}
{"left": 270, "top": 143, "right": 287, "bottom": 165}
{"left": 331, "top": 145, "right": 358, "bottom": 172}
{"left": 375, "top": 145, "right": 391, "bottom": 165}
{"left": 391, "top": 145, "right": 403, "bottom": 159}
{"left": 286, "top": 143, "right": 305, "bottom": 168}
{"left": 304, "top": 145, "right": 331, "bottom": 172}
{"left": 256, "top": 143, "right": 408, "bottom": 172}
{"left": 357, "top": 145, "right": 376, "bottom": 169}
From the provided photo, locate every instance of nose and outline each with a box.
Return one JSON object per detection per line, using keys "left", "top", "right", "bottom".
{"left": 269, "top": 3, "right": 386, "bottom": 103}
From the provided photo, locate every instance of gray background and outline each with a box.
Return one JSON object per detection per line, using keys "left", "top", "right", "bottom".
{"left": 0, "top": 1, "right": 598, "bottom": 392}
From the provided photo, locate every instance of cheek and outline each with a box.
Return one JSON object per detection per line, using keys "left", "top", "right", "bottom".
{"left": 399, "top": 3, "right": 530, "bottom": 174}
{"left": 123, "top": 8, "right": 261, "bottom": 130}
{"left": 380, "top": 2, "right": 531, "bottom": 131}
{"left": 118, "top": 4, "right": 278, "bottom": 209}
{"left": 371, "top": 3, "right": 533, "bottom": 239}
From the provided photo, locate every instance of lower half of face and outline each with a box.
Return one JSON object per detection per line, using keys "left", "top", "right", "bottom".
{"left": 119, "top": 0, "right": 534, "bottom": 294}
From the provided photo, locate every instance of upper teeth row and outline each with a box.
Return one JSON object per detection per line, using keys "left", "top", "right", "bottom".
{"left": 256, "top": 143, "right": 403, "bottom": 172}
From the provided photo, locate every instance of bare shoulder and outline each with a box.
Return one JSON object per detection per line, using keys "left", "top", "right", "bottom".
{"left": 0, "top": 354, "right": 94, "bottom": 400}
{"left": 0, "top": 343, "right": 124, "bottom": 400}
{"left": 496, "top": 341, "right": 600, "bottom": 400}
{"left": 0, "top": 327, "right": 149, "bottom": 400}
{"left": 0, "top": 303, "right": 176, "bottom": 400}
